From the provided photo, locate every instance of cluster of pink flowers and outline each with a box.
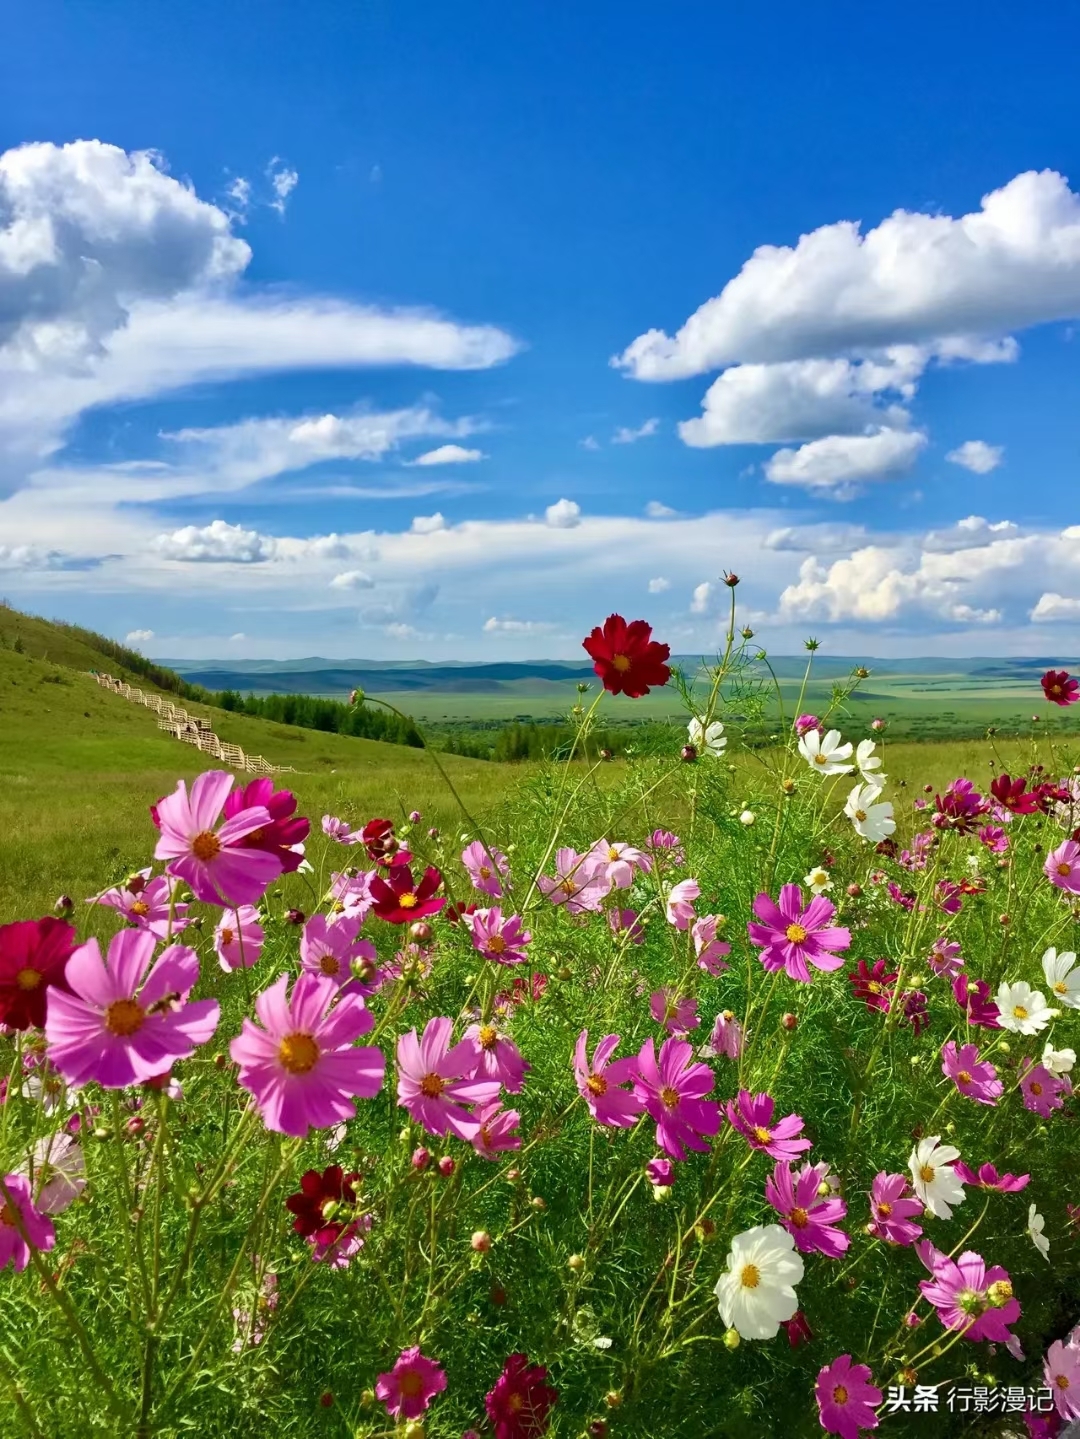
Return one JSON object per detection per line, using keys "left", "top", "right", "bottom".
{"left": 396, "top": 1016, "right": 521, "bottom": 1160}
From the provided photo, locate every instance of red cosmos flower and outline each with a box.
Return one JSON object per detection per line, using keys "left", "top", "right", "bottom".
{"left": 485, "top": 1353, "right": 558, "bottom": 1439}
{"left": 223, "top": 779, "right": 310, "bottom": 874}
{"left": 582, "top": 614, "right": 671, "bottom": 698}
{"left": 990, "top": 774, "right": 1041, "bottom": 816}
{"left": 285, "top": 1166, "right": 361, "bottom": 1246}
{"left": 444, "top": 900, "right": 478, "bottom": 925}
{"left": 848, "top": 958, "right": 897, "bottom": 1014}
{"left": 784, "top": 1310, "right": 814, "bottom": 1348}
{"left": 369, "top": 865, "right": 446, "bottom": 924}
{"left": 1042, "top": 669, "right": 1080, "bottom": 706}
{"left": 0, "top": 918, "right": 77, "bottom": 1030}
{"left": 360, "top": 818, "right": 412, "bottom": 868}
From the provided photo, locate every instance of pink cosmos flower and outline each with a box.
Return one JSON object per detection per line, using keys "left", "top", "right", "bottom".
{"left": 815, "top": 1354, "right": 882, "bottom": 1439}
{"left": 650, "top": 988, "right": 699, "bottom": 1036}
{"left": 1020, "top": 1059, "right": 1069, "bottom": 1116}
{"left": 664, "top": 878, "right": 700, "bottom": 930}
{"left": 726, "top": 1089, "right": 812, "bottom": 1161}
{"left": 646, "top": 1157, "right": 675, "bottom": 1187}
{"left": 464, "top": 1021, "right": 530, "bottom": 1093}
{"left": 608, "top": 908, "right": 644, "bottom": 944}
{"left": 536, "top": 847, "right": 606, "bottom": 913}
{"left": 0, "top": 1173, "right": 55, "bottom": 1272}
{"left": 794, "top": 714, "right": 823, "bottom": 736}
{"left": 214, "top": 906, "right": 264, "bottom": 971}
{"left": 1044, "top": 1339, "right": 1080, "bottom": 1421}
{"left": 747, "top": 884, "right": 851, "bottom": 982}
{"left": 886, "top": 881, "right": 916, "bottom": 911}
{"left": 573, "top": 1031, "right": 643, "bottom": 1128}
{"left": 785, "top": 1310, "right": 814, "bottom": 1348}
{"left": 222, "top": 777, "right": 309, "bottom": 875}
{"left": 321, "top": 815, "right": 356, "bottom": 843}
{"left": 328, "top": 870, "right": 375, "bottom": 922}
{"left": 89, "top": 870, "right": 190, "bottom": 939}
{"left": 933, "top": 778, "right": 988, "bottom": 833}
{"left": 632, "top": 1037, "right": 722, "bottom": 1160}
{"left": 465, "top": 908, "right": 532, "bottom": 966}
{"left": 485, "top": 1353, "right": 558, "bottom": 1439}
{"left": 1047, "top": 839, "right": 1080, "bottom": 893}
{"left": 154, "top": 770, "right": 281, "bottom": 907}
{"left": 952, "top": 1162, "right": 1030, "bottom": 1193}
{"left": 952, "top": 973, "right": 1001, "bottom": 1028}
{"left": 941, "top": 1041, "right": 1002, "bottom": 1106}
{"left": 588, "top": 838, "right": 651, "bottom": 890}
{"left": 708, "top": 1010, "right": 743, "bottom": 1059}
{"left": 928, "top": 937, "right": 963, "bottom": 979}
{"left": 230, "top": 972, "right": 384, "bottom": 1137}
{"left": 471, "top": 1100, "right": 522, "bottom": 1160}
{"left": 396, "top": 1016, "right": 500, "bottom": 1140}
{"left": 299, "top": 913, "right": 377, "bottom": 992}
{"left": 461, "top": 840, "right": 511, "bottom": 898}
{"left": 375, "top": 1346, "right": 447, "bottom": 1422}
{"left": 645, "top": 829, "right": 684, "bottom": 865}
{"left": 867, "top": 1172, "right": 923, "bottom": 1246}
{"left": 45, "top": 931, "right": 219, "bottom": 1089}
{"left": 765, "top": 1160, "right": 849, "bottom": 1257}
{"left": 936, "top": 881, "right": 963, "bottom": 916}
{"left": 916, "top": 1241, "right": 1021, "bottom": 1344}
{"left": 692, "top": 915, "right": 731, "bottom": 975}
{"left": 979, "top": 825, "right": 1009, "bottom": 854}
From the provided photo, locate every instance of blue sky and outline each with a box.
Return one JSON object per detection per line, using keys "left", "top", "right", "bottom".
{"left": 2, "top": 2, "right": 1080, "bottom": 659}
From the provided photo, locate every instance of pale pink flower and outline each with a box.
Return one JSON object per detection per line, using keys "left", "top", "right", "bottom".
{"left": 464, "top": 1021, "right": 530, "bottom": 1093}
{"left": 536, "top": 848, "right": 606, "bottom": 913}
{"left": 692, "top": 915, "right": 731, "bottom": 974}
{"left": 461, "top": 840, "right": 511, "bottom": 898}
{"left": 664, "top": 878, "right": 700, "bottom": 930}
{"left": 650, "top": 988, "right": 700, "bottom": 1036}
{"left": 708, "top": 1010, "right": 743, "bottom": 1059}
{"left": 589, "top": 838, "right": 652, "bottom": 890}
{"left": 214, "top": 906, "right": 265, "bottom": 971}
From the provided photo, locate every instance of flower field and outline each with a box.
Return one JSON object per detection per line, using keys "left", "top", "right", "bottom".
{"left": 2, "top": 604, "right": 1079, "bottom": 1438}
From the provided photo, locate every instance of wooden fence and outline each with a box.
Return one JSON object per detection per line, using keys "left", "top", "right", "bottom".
{"left": 91, "top": 672, "right": 295, "bottom": 774}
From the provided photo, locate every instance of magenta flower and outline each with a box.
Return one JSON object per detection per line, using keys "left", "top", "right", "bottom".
{"left": 936, "top": 881, "right": 963, "bottom": 916}
{"left": 933, "top": 778, "right": 988, "bottom": 833}
{"left": 952, "top": 1162, "right": 1030, "bottom": 1193}
{"left": 726, "top": 1089, "right": 812, "bottom": 1161}
{"left": 708, "top": 1010, "right": 743, "bottom": 1059}
{"left": 608, "top": 908, "right": 644, "bottom": 944}
{"left": 589, "top": 837, "right": 651, "bottom": 891}
{"left": 90, "top": 870, "right": 190, "bottom": 939}
{"left": 646, "top": 1157, "right": 675, "bottom": 1188}
{"left": 214, "top": 906, "right": 265, "bottom": 971}
{"left": 1020, "top": 1060, "right": 1069, "bottom": 1116}
{"left": 45, "top": 931, "right": 219, "bottom": 1089}
{"left": 154, "top": 770, "right": 281, "bottom": 907}
{"left": 692, "top": 915, "right": 731, "bottom": 975}
{"left": 464, "top": 1021, "right": 530, "bottom": 1093}
{"left": 0, "top": 1173, "right": 55, "bottom": 1272}
{"left": 375, "top": 1346, "right": 447, "bottom": 1422}
{"left": 867, "top": 1172, "right": 923, "bottom": 1246}
{"left": 765, "top": 1160, "right": 849, "bottom": 1257}
{"left": 646, "top": 829, "right": 684, "bottom": 864}
{"left": 369, "top": 864, "right": 445, "bottom": 924}
{"left": 952, "top": 973, "right": 1001, "bottom": 1029}
{"left": 747, "top": 885, "right": 850, "bottom": 982}
{"left": 979, "top": 825, "right": 1009, "bottom": 854}
{"left": 664, "top": 878, "right": 700, "bottom": 930}
{"left": 573, "top": 1031, "right": 643, "bottom": 1128}
{"left": 633, "top": 1037, "right": 721, "bottom": 1160}
{"left": 1046, "top": 839, "right": 1080, "bottom": 894}
{"left": 650, "top": 988, "right": 700, "bottom": 1036}
{"left": 536, "top": 847, "right": 606, "bottom": 913}
{"left": 794, "top": 714, "right": 823, "bottom": 736}
{"left": 928, "top": 937, "right": 963, "bottom": 979}
{"left": 942, "top": 1041, "right": 1002, "bottom": 1106}
{"left": 916, "top": 1241, "right": 1021, "bottom": 1344}
{"left": 465, "top": 907, "right": 532, "bottom": 966}
{"left": 461, "top": 840, "right": 511, "bottom": 898}
{"left": 1044, "top": 1340, "right": 1080, "bottom": 1422}
{"left": 396, "top": 1017, "right": 500, "bottom": 1140}
{"left": 222, "top": 777, "right": 309, "bottom": 875}
{"left": 471, "top": 1100, "right": 522, "bottom": 1160}
{"left": 886, "top": 881, "right": 916, "bottom": 911}
{"left": 230, "top": 972, "right": 384, "bottom": 1137}
{"left": 815, "top": 1354, "right": 882, "bottom": 1439}
{"left": 299, "top": 913, "right": 377, "bottom": 992}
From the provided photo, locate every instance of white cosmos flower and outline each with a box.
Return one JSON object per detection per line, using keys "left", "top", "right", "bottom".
{"left": 844, "top": 783, "right": 896, "bottom": 843}
{"left": 714, "top": 1224, "right": 804, "bottom": 1340}
{"left": 909, "top": 1136, "right": 967, "bottom": 1220}
{"left": 1027, "top": 1204, "right": 1050, "bottom": 1261}
{"left": 1042, "top": 1041, "right": 1076, "bottom": 1075}
{"left": 855, "top": 737, "right": 886, "bottom": 786}
{"left": 688, "top": 717, "right": 726, "bottom": 756}
{"left": 995, "top": 980, "right": 1054, "bottom": 1035}
{"left": 1041, "top": 948, "right": 1080, "bottom": 1009}
{"left": 29, "top": 1132, "right": 86, "bottom": 1215}
{"left": 803, "top": 866, "right": 833, "bottom": 895}
{"left": 798, "top": 728, "right": 854, "bottom": 776}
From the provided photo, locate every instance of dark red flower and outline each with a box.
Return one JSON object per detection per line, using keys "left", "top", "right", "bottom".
{"left": 582, "top": 614, "right": 671, "bottom": 698}
{"left": 444, "top": 900, "right": 478, "bottom": 925}
{"left": 990, "top": 773, "right": 1040, "bottom": 816}
{"left": 952, "top": 973, "right": 1001, "bottom": 1029}
{"left": 1042, "top": 669, "right": 1079, "bottom": 706}
{"left": 931, "top": 778, "right": 988, "bottom": 833}
{"left": 285, "top": 1166, "right": 361, "bottom": 1247}
{"left": 900, "top": 989, "right": 929, "bottom": 1035}
{"left": 783, "top": 1310, "right": 814, "bottom": 1348}
{"left": 848, "top": 958, "right": 897, "bottom": 1014}
{"left": 223, "top": 778, "right": 310, "bottom": 874}
{"left": 369, "top": 865, "right": 445, "bottom": 924}
{"left": 0, "top": 918, "right": 77, "bottom": 1030}
{"left": 359, "top": 818, "right": 412, "bottom": 868}
{"left": 485, "top": 1353, "right": 558, "bottom": 1439}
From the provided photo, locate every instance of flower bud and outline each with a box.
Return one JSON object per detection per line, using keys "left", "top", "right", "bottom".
{"left": 722, "top": 1328, "right": 741, "bottom": 1349}
{"left": 604, "top": 1390, "right": 624, "bottom": 1409}
{"left": 411, "top": 1146, "right": 430, "bottom": 1170}
{"left": 360, "top": 1388, "right": 375, "bottom": 1409}
{"left": 567, "top": 1253, "right": 585, "bottom": 1271}
{"left": 846, "top": 883, "right": 862, "bottom": 898}
{"left": 739, "top": 810, "right": 756, "bottom": 825}
{"left": 681, "top": 744, "right": 697, "bottom": 762}
{"left": 741, "top": 626, "right": 754, "bottom": 639}
{"left": 404, "top": 1423, "right": 426, "bottom": 1439}
{"left": 54, "top": 894, "right": 74, "bottom": 914}
{"left": 781, "top": 1012, "right": 798, "bottom": 1031}
{"left": 471, "top": 1230, "right": 492, "bottom": 1253}
{"left": 589, "top": 1422, "right": 609, "bottom": 1438}
{"left": 506, "top": 1168, "right": 521, "bottom": 1183}
{"left": 318, "top": 1391, "right": 334, "bottom": 1408}
{"left": 530, "top": 1195, "right": 546, "bottom": 1210}
{"left": 854, "top": 667, "right": 870, "bottom": 680}
{"left": 437, "top": 1155, "right": 455, "bottom": 1177}
{"left": 599, "top": 747, "right": 613, "bottom": 761}
{"left": 556, "top": 966, "right": 572, "bottom": 981}
{"left": 871, "top": 718, "right": 886, "bottom": 731}
{"left": 408, "top": 810, "right": 422, "bottom": 823}
{"left": 284, "top": 908, "right": 305, "bottom": 925}
{"left": 126, "top": 1116, "right": 145, "bottom": 1137}
{"left": 427, "top": 827, "right": 439, "bottom": 839}
{"left": 408, "top": 921, "right": 433, "bottom": 945}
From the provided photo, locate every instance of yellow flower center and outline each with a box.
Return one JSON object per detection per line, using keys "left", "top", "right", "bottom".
{"left": 957, "top": 1071, "right": 972, "bottom": 1086}
{"left": 130, "top": 900, "right": 150, "bottom": 917}
{"left": 1013, "top": 1004, "right": 1028, "bottom": 1020}
{"left": 739, "top": 1263, "right": 760, "bottom": 1289}
{"left": 919, "top": 1164, "right": 936, "bottom": 1183}
{"left": 191, "top": 830, "right": 221, "bottom": 862}
{"left": 0, "top": 1204, "right": 16, "bottom": 1227}
{"left": 1055, "top": 1373, "right": 1071, "bottom": 1390}
{"left": 219, "top": 928, "right": 235, "bottom": 947}
{"left": 854, "top": 809, "right": 867, "bottom": 822}
{"left": 507, "top": 1394, "right": 524, "bottom": 1414}
{"left": 877, "top": 1201, "right": 892, "bottom": 1218}
{"left": 479, "top": 865, "right": 492, "bottom": 879}
{"left": 612, "top": 654, "right": 631, "bottom": 673}
{"left": 560, "top": 877, "right": 577, "bottom": 895}
{"left": 867, "top": 981, "right": 882, "bottom": 994}
{"left": 478, "top": 1024, "right": 498, "bottom": 1049}
{"left": 722, "top": 1010, "right": 734, "bottom": 1022}
{"left": 1054, "top": 981, "right": 1068, "bottom": 994}
{"left": 277, "top": 1032, "right": 319, "bottom": 1074}
{"left": 398, "top": 893, "right": 418, "bottom": 910}
{"left": 398, "top": 1371, "right": 424, "bottom": 1399}
{"left": 832, "top": 1385, "right": 849, "bottom": 1405}
{"left": 789, "top": 1207, "right": 809, "bottom": 1228}
{"left": 420, "top": 1072, "right": 445, "bottom": 1098}
{"left": 659, "top": 1085, "right": 680, "bottom": 1110}
{"left": 319, "top": 954, "right": 341, "bottom": 976}
{"left": 586, "top": 1074, "right": 607, "bottom": 1096}
{"left": 1057, "top": 862, "right": 1072, "bottom": 876}
{"left": 608, "top": 847, "right": 620, "bottom": 861}
{"left": 813, "top": 753, "right": 828, "bottom": 765}
{"left": 1030, "top": 1080, "right": 1043, "bottom": 1096}
{"left": 785, "top": 923, "right": 808, "bottom": 945}
{"left": 753, "top": 1126, "right": 772, "bottom": 1146}
{"left": 15, "top": 967, "right": 41, "bottom": 991}
{"left": 105, "top": 998, "right": 146, "bottom": 1036}
{"left": 486, "top": 934, "right": 507, "bottom": 955}
{"left": 987, "top": 1280, "right": 1013, "bottom": 1307}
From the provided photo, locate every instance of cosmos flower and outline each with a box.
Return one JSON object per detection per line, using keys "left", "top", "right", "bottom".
{"left": 299, "top": 913, "right": 377, "bottom": 991}
{"left": 798, "top": 729, "right": 854, "bottom": 776}
{"left": 794, "top": 714, "right": 823, "bottom": 736}
{"left": 222, "top": 777, "right": 310, "bottom": 875}
{"left": 461, "top": 841, "right": 511, "bottom": 898}
{"left": 650, "top": 988, "right": 699, "bottom": 1036}
{"left": 470, "top": 1101, "right": 522, "bottom": 1161}
{"left": 990, "top": 773, "right": 1041, "bottom": 816}
{"left": 1019, "top": 1060, "right": 1069, "bottom": 1117}
{"left": 633, "top": 1037, "right": 722, "bottom": 1161}
{"left": 867, "top": 1172, "right": 923, "bottom": 1246}
{"left": 747, "top": 885, "right": 851, "bottom": 982}
{"left": 0, "top": 1173, "right": 55, "bottom": 1272}
{"left": 726, "top": 1090, "right": 812, "bottom": 1162}
{"left": 848, "top": 959, "right": 896, "bottom": 1014}
{"left": 1042, "top": 1041, "right": 1076, "bottom": 1075}
{"left": 396, "top": 1016, "right": 499, "bottom": 1141}
{"left": 89, "top": 871, "right": 190, "bottom": 938}
{"left": 153, "top": 770, "right": 281, "bottom": 907}
{"left": 375, "top": 1347, "right": 448, "bottom": 1422}
{"left": 484, "top": 1353, "right": 558, "bottom": 1439}
{"left": 941, "top": 1041, "right": 1003, "bottom": 1106}
{"left": 664, "top": 878, "right": 700, "bottom": 930}
{"left": 214, "top": 906, "right": 264, "bottom": 971}
{"left": 465, "top": 908, "right": 532, "bottom": 966}
{"left": 927, "top": 937, "right": 963, "bottom": 979}
{"left": 845, "top": 783, "right": 895, "bottom": 843}
{"left": 464, "top": 1021, "right": 530, "bottom": 1093}
{"left": 995, "top": 980, "right": 1054, "bottom": 1035}
{"left": 951, "top": 1162, "right": 1029, "bottom": 1192}
{"left": 909, "top": 1136, "right": 966, "bottom": 1220}
{"left": 952, "top": 973, "right": 1001, "bottom": 1029}
{"left": 815, "top": 1353, "right": 883, "bottom": 1439}
{"left": 1042, "top": 669, "right": 1079, "bottom": 706}
{"left": 916, "top": 1241, "right": 1021, "bottom": 1345}
{"left": 688, "top": 717, "right": 726, "bottom": 756}
{"left": 582, "top": 614, "right": 671, "bottom": 698}
{"left": 608, "top": 908, "right": 645, "bottom": 944}
{"left": 707, "top": 1010, "right": 743, "bottom": 1060}
{"left": 536, "top": 848, "right": 606, "bottom": 914}
{"left": 804, "top": 866, "right": 833, "bottom": 895}
{"left": 855, "top": 738, "right": 886, "bottom": 786}
{"left": 1027, "top": 1204, "right": 1050, "bottom": 1261}
{"left": 0, "top": 917, "right": 76, "bottom": 1031}
{"left": 588, "top": 838, "right": 652, "bottom": 890}
{"left": 1042, "top": 948, "right": 1080, "bottom": 1008}
{"left": 368, "top": 865, "right": 445, "bottom": 924}
{"left": 1045, "top": 839, "right": 1080, "bottom": 894}
{"left": 714, "top": 1225, "right": 804, "bottom": 1340}
{"left": 765, "top": 1160, "right": 849, "bottom": 1257}
{"left": 1043, "top": 1338, "right": 1080, "bottom": 1421}
{"left": 692, "top": 914, "right": 731, "bottom": 974}
{"left": 933, "top": 778, "right": 988, "bottom": 834}
{"left": 573, "top": 1031, "right": 643, "bottom": 1128}
{"left": 28, "top": 1132, "right": 86, "bottom": 1214}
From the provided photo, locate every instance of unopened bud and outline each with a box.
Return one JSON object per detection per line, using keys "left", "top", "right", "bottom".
{"left": 846, "top": 883, "right": 862, "bottom": 898}
{"left": 471, "top": 1230, "right": 492, "bottom": 1253}
{"left": 681, "top": 744, "right": 697, "bottom": 762}
{"left": 723, "top": 1328, "right": 741, "bottom": 1349}
{"left": 284, "top": 908, "right": 305, "bottom": 925}
{"left": 408, "top": 921, "right": 433, "bottom": 945}
{"left": 781, "top": 1012, "right": 798, "bottom": 1031}
{"left": 437, "top": 1155, "right": 455, "bottom": 1177}
{"left": 604, "top": 1390, "right": 624, "bottom": 1409}
{"left": 530, "top": 1195, "right": 547, "bottom": 1210}
{"left": 54, "top": 894, "right": 74, "bottom": 914}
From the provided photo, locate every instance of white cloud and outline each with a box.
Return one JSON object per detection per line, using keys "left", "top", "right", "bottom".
{"left": 1031, "top": 592, "right": 1080, "bottom": 622}
{"left": 410, "top": 513, "right": 447, "bottom": 535}
{"left": 483, "top": 616, "right": 555, "bottom": 633}
{"left": 385, "top": 622, "right": 424, "bottom": 641}
{"left": 763, "top": 428, "right": 927, "bottom": 495}
{"left": 224, "top": 176, "right": 252, "bottom": 220}
{"left": 764, "top": 523, "right": 871, "bottom": 553}
{"left": 923, "top": 515, "right": 1020, "bottom": 551}
{"left": 648, "top": 576, "right": 670, "bottom": 593}
{"left": 614, "top": 170, "right": 1080, "bottom": 378}
{"left": 267, "top": 159, "right": 298, "bottom": 215}
{"left": 946, "top": 439, "right": 1004, "bottom": 473}
{"left": 329, "top": 569, "right": 375, "bottom": 590}
{"left": 152, "top": 520, "right": 276, "bottom": 563}
{"left": 229, "top": 632, "right": 246, "bottom": 641}
{"left": 612, "top": 417, "right": 660, "bottom": 444}
{"left": 0, "top": 542, "right": 65, "bottom": 569}
{"left": 124, "top": 628, "right": 154, "bottom": 645}
{"left": 579, "top": 435, "right": 600, "bottom": 451}
{"left": 410, "top": 444, "right": 486, "bottom": 466}
{"left": 645, "top": 500, "right": 678, "bottom": 518}
{"left": 690, "top": 580, "right": 714, "bottom": 614}
{"left": 544, "top": 497, "right": 581, "bottom": 528}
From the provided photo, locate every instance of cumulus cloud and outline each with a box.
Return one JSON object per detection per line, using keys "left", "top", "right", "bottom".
{"left": 645, "top": 500, "right": 678, "bottom": 518}
{"left": 410, "top": 513, "right": 447, "bottom": 535}
{"left": 946, "top": 439, "right": 1004, "bottom": 473}
{"left": 0, "top": 542, "right": 66, "bottom": 569}
{"left": 152, "top": 520, "right": 276, "bottom": 563}
{"left": 923, "top": 515, "right": 1021, "bottom": 551}
{"left": 267, "top": 159, "right": 298, "bottom": 215}
{"left": 124, "top": 628, "right": 154, "bottom": 646}
{"left": 410, "top": 444, "right": 486, "bottom": 466}
{"left": 763, "top": 428, "right": 927, "bottom": 494}
{"left": 329, "top": 569, "right": 375, "bottom": 590}
{"left": 764, "top": 523, "right": 871, "bottom": 553}
{"left": 544, "top": 498, "right": 581, "bottom": 528}
{"left": 579, "top": 435, "right": 601, "bottom": 451}
{"left": 690, "top": 580, "right": 715, "bottom": 614}
{"left": 483, "top": 616, "right": 556, "bottom": 633}
{"left": 611, "top": 417, "right": 660, "bottom": 444}
{"left": 1031, "top": 592, "right": 1080, "bottom": 622}
{"left": 648, "top": 576, "right": 671, "bottom": 593}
